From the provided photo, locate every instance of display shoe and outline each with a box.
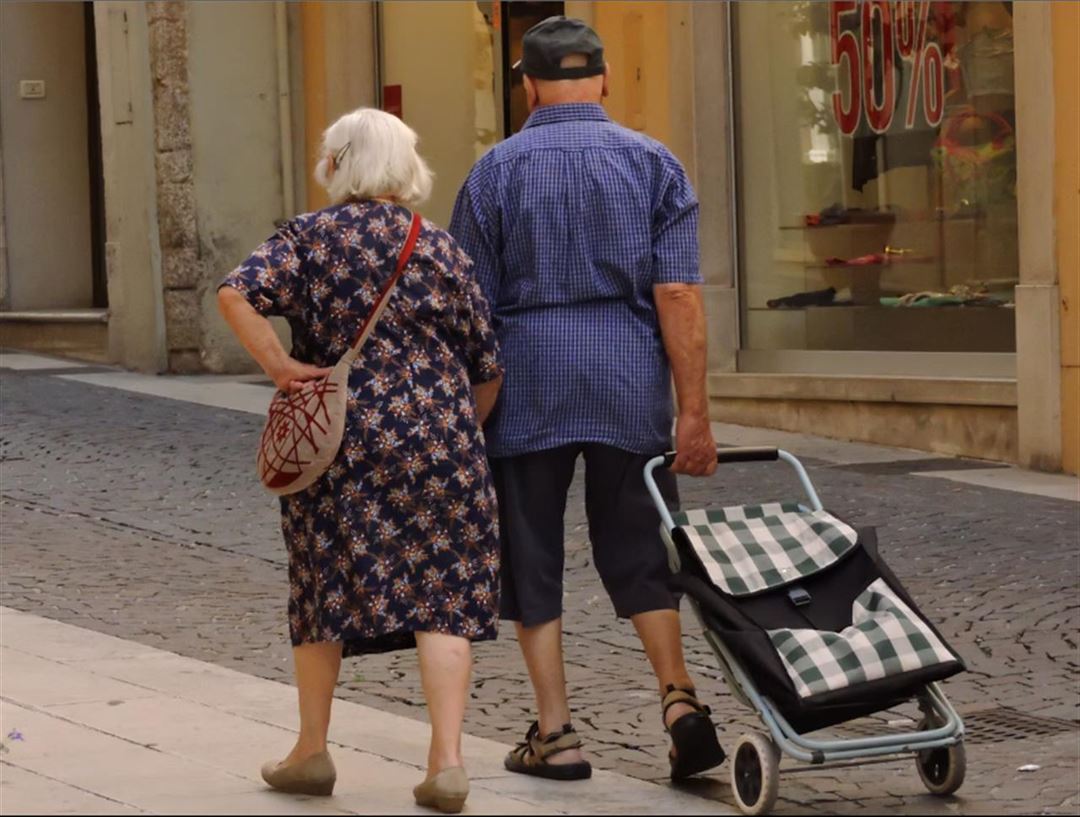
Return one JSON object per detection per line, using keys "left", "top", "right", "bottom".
{"left": 260, "top": 750, "right": 336, "bottom": 796}
{"left": 413, "top": 766, "right": 469, "bottom": 814}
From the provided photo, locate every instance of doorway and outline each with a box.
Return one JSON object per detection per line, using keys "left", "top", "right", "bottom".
{"left": 0, "top": 1, "right": 101, "bottom": 311}
{"left": 500, "top": 1, "right": 564, "bottom": 136}
{"left": 85, "top": 2, "right": 107, "bottom": 309}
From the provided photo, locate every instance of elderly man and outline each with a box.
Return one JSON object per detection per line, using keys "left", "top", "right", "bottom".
{"left": 449, "top": 16, "right": 724, "bottom": 781}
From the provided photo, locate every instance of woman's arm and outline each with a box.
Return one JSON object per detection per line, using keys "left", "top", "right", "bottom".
{"left": 472, "top": 376, "right": 502, "bottom": 426}
{"left": 217, "top": 286, "right": 330, "bottom": 392}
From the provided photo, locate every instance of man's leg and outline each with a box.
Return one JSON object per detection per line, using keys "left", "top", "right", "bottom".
{"left": 491, "top": 447, "right": 586, "bottom": 768}
{"left": 584, "top": 445, "right": 723, "bottom": 772}
{"left": 514, "top": 619, "right": 584, "bottom": 765}
{"left": 631, "top": 610, "right": 696, "bottom": 725}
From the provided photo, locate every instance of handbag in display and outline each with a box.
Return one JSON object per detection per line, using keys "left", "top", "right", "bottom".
{"left": 931, "top": 107, "right": 1016, "bottom": 205}
{"left": 256, "top": 211, "right": 422, "bottom": 495}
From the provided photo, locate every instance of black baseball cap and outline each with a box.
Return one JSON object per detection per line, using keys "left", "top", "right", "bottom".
{"left": 513, "top": 16, "right": 605, "bottom": 80}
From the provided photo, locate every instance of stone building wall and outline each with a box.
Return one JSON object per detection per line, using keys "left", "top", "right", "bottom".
{"left": 147, "top": 1, "right": 202, "bottom": 373}
{"left": 142, "top": 0, "right": 293, "bottom": 375}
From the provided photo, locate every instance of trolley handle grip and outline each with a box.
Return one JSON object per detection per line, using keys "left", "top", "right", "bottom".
{"left": 660, "top": 446, "right": 780, "bottom": 468}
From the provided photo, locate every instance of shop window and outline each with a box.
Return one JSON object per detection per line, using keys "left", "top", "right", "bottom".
{"left": 733, "top": 1, "right": 1018, "bottom": 361}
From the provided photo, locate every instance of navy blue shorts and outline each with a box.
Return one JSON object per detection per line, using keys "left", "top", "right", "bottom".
{"left": 489, "top": 443, "right": 680, "bottom": 627}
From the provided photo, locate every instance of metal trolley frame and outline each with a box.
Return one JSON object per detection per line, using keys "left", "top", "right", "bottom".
{"left": 643, "top": 447, "right": 967, "bottom": 814}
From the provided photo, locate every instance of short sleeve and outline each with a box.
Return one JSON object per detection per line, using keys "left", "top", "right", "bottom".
{"left": 218, "top": 224, "right": 306, "bottom": 318}
{"left": 451, "top": 248, "right": 503, "bottom": 386}
{"left": 449, "top": 164, "right": 501, "bottom": 306}
{"left": 652, "top": 154, "right": 703, "bottom": 286}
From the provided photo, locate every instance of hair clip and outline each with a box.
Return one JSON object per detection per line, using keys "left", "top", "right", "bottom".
{"left": 332, "top": 142, "right": 351, "bottom": 170}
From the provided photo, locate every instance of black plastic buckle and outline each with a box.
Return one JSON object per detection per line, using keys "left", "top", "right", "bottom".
{"left": 788, "top": 586, "right": 812, "bottom": 607}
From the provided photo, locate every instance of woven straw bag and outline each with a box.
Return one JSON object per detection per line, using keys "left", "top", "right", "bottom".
{"left": 256, "top": 212, "right": 421, "bottom": 495}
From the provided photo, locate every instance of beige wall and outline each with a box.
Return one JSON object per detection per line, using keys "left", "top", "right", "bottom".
{"left": 94, "top": 1, "right": 168, "bottom": 372}
{"left": 1015, "top": 1, "right": 1063, "bottom": 471}
{"left": 689, "top": 1, "right": 738, "bottom": 373}
{"left": 380, "top": 2, "right": 491, "bottom": 226}
{"left": 591, "top": 1, "right": 728, "bottom": 366}
{"left": 200, "top": 0, "right": 381, "bottom": 372}
{"left": 301, "top": 1, "right": 378, "bottom": 213}
{"left": 188, "top": 1, "right": 290, "bottom": 372}
{"left": 591, "top": 2, "right": 694, "bottom": 173}
{"left": 0, "top": 2, "right": 94, "bottom": 310}
{"left": 1053, "top": 1, "right": 1079, "bottom": 475}
{"left": 300, "top": 1, "right": 695, "bottom": 231}
{"left": 0, "top": 139, "right": 7, "bottom": 304}
{"left": 594, "top": 3, "right": 670, "bottom": 143}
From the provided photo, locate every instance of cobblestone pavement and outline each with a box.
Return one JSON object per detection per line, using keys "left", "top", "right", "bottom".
{"left": 2, "top": 368, "right": 1078, "bottom": 814}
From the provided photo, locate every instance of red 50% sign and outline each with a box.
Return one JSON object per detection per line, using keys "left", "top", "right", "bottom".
{"left": 831, "top": 0, "right": 944, "bottom": 136}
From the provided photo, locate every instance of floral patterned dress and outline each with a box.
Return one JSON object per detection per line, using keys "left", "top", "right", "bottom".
{"left": 221, "top": 201, "right": 502, "bottom": 656}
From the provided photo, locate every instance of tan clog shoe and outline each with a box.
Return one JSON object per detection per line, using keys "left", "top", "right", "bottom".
{"left": 260, "top": 750, "right": 336, "bottom": 796}
{"left": 413, "top": 766, "right": 469, "bottom": 814}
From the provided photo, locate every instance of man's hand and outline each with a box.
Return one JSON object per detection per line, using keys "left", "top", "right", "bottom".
{"left": 271, "top": 358, "right": 332, "bottom": 394}
{"left": 671, "top": 412, "right": 717, "bottom": 476}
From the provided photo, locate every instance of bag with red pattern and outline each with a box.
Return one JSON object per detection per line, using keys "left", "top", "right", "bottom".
{"left": 257, "top": 212, "right": 421, "bottom": 495}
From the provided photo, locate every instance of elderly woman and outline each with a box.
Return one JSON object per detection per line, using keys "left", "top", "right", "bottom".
{"left": 218, "top": 108, "right": 502, "bottom": 814}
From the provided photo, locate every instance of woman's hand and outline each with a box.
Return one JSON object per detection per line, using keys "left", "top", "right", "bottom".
{"left": 472, "top": 375, "right": 503, "bottom": 426}
{"left": 270, "top": 358, "right": 333, "bottom": 394}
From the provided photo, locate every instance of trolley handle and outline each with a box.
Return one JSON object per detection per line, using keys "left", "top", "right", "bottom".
{"left": 644, "top": 446, "right": 823, "bottom": 532}
{"left": 660, "top": 446, "right": 779, "bottom": 468}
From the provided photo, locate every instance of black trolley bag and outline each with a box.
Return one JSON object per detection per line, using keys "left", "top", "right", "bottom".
{"left": 644, "top": 446, "right": 968, "bottom": 815}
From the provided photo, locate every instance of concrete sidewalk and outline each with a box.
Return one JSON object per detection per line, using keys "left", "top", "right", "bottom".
{"left": 0, "top": 607, "right": 725, "bottom": 815}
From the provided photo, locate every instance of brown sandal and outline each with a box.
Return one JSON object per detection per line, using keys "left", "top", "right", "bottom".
{"left": 504, "top": 721, "right": 592, "bottom": 780}
{"left": 663, "top": 685, "right": 726, "bottom": 780}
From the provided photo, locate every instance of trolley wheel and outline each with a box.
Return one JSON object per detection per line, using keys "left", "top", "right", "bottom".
{"left": 915, "top": 717, "right": 966, "bottom": 796}
{"left": 730, "top": 732, "right": 780, "bottom": 815}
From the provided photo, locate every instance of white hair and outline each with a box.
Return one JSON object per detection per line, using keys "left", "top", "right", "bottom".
{"left": 314, "top": 108, "right": 434, "bottom": 207}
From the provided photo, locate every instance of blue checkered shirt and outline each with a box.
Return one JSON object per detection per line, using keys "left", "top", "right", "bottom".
{"left": 449, "top": 103, "right": 701, "bottom": 458}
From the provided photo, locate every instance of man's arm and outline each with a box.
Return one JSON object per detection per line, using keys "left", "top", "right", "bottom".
{"left": 654, "top": 283, "right": 717, "bottom": 477}
{"left": 449, "top": 173, "right": 500, "bottom": 305}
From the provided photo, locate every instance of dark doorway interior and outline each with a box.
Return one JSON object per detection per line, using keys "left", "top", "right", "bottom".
{"left": 84, "top": 3, "right": 107, "bottom": 309}
{"left": 500, "top": 1, "right": 564, "bottom": 137}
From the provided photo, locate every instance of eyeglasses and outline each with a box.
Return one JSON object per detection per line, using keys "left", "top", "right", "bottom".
{"left": 332, "top": 142, "right": 351, "bottom": 170}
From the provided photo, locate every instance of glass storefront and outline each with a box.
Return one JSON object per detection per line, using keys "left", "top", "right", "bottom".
{"left": 733, "top": 1, "right": 1018, "bottom": 362}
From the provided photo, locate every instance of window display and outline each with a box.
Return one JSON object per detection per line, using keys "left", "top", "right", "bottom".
{"left": 734, "top": 1, "right": 1018, "bottom": 356}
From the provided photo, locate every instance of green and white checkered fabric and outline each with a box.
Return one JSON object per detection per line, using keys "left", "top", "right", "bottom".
{"left": 768, "top": 579, "right": 957, "bottom": 699}
{"left": 671, "top": 503, "right": 858, "bottom": 596}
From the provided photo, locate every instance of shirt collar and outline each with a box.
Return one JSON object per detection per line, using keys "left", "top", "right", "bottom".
{"left": 522, "top": 102, "right": 610, "bottom": 130}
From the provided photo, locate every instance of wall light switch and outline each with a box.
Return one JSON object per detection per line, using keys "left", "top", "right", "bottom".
{"left": 19, "top": 80, "right": 46, "bottom": 99}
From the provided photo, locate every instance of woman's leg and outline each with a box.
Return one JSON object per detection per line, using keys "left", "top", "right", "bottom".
{"left": 415, "top": 631, "right": 472, "bottom": 777}
{"left": 283, "top": 641, "right": 343, "bottom": 764}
